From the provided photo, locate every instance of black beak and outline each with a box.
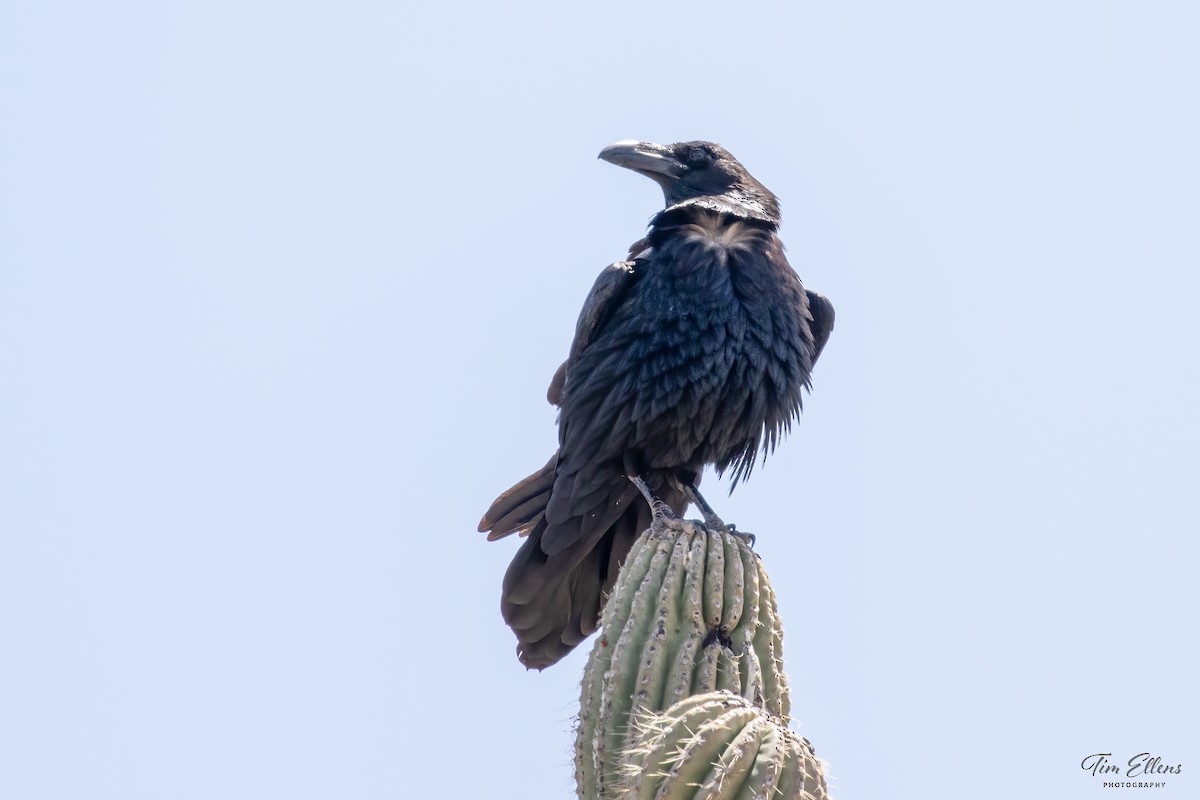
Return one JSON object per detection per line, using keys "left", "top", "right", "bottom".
{"left": 598, "top": 140, "right": 685, "bottom": 181}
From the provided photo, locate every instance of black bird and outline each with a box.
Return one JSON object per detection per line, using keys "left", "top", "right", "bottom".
{"left": 480, "top": 141, "right": 834, "bottom": 670}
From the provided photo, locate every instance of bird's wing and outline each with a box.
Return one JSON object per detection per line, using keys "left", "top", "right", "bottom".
{"left": 806, "top": 289, "right": 835, "bottom": 364}
{"left": 546, "top": 259, "right": 640, "bottom": 407}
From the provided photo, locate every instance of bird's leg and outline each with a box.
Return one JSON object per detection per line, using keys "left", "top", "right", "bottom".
{"left": 682, "top": 481, "right": 725, "bottom": 530}
{"left": 628, "top": 474, "right": 677, "bottom": 523}
{"left": 683, "top": 481, "right": 755, "bottom": 547}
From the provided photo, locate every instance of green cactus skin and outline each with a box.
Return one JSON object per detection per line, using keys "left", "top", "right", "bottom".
{"left": 622, "top": 691, "right": 827, "bottom": 800}
{"left": 576, "top": 515, "right": 795, "bottom": 800}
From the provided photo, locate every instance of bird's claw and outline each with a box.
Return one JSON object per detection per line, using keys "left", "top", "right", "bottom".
{"left": 726, "top": 524, "right": 756, "bottom": 548}
{"left": 630, "top": 475, "right": 755, "bottom": 546}
{"left": 682, "top": 481, "right": 755, "bottom": 546}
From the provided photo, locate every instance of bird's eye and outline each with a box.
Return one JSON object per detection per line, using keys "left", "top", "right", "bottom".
{"left": 686, "top": 148, "right": 710, "bottom": 166}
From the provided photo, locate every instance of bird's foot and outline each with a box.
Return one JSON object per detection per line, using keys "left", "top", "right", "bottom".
{"left": 682, "top": 482, "right": 755, "bottom": 547}
{"left": 725, "top": 524, "right": 756, "bottom": 548}
{"left": 628, "top": 474, "right": 678, "bottom": 524}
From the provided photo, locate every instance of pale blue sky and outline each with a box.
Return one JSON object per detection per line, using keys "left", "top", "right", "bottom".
{"left": 2, "top": 2, "right": 1197, "bottom": 798}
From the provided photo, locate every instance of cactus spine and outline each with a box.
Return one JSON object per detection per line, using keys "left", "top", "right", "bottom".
{"left": 623, "top": 691, "right": 825, "bottom": 800}
{"left": 576, "top": 511, "right": 822, "bottom": 799}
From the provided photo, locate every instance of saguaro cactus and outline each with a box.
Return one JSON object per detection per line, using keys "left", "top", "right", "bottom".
{"left": 621, "top": 691, "right": 825, "bottom": 800}
{"left": 575, "top": 508, "right": 825, "bottom": 799}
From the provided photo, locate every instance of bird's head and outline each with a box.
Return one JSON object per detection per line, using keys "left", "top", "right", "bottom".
{"left": 598, "top": 140, "right": 780, "bottom": 226}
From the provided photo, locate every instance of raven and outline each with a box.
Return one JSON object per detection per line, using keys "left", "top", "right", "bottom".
{"left": 480, "top": 141, "right": 834, "bottom": 670}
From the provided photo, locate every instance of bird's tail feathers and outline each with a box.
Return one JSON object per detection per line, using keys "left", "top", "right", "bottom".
{"left": 500, "top": 506, "right": 645, "bottom": 670}
{"left": 479, "top": 454, "right": 557, "bottom": 541}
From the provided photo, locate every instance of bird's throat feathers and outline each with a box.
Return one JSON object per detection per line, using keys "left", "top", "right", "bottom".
{"left": 648, "top": 205, "right": 777, "bottom": 253}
